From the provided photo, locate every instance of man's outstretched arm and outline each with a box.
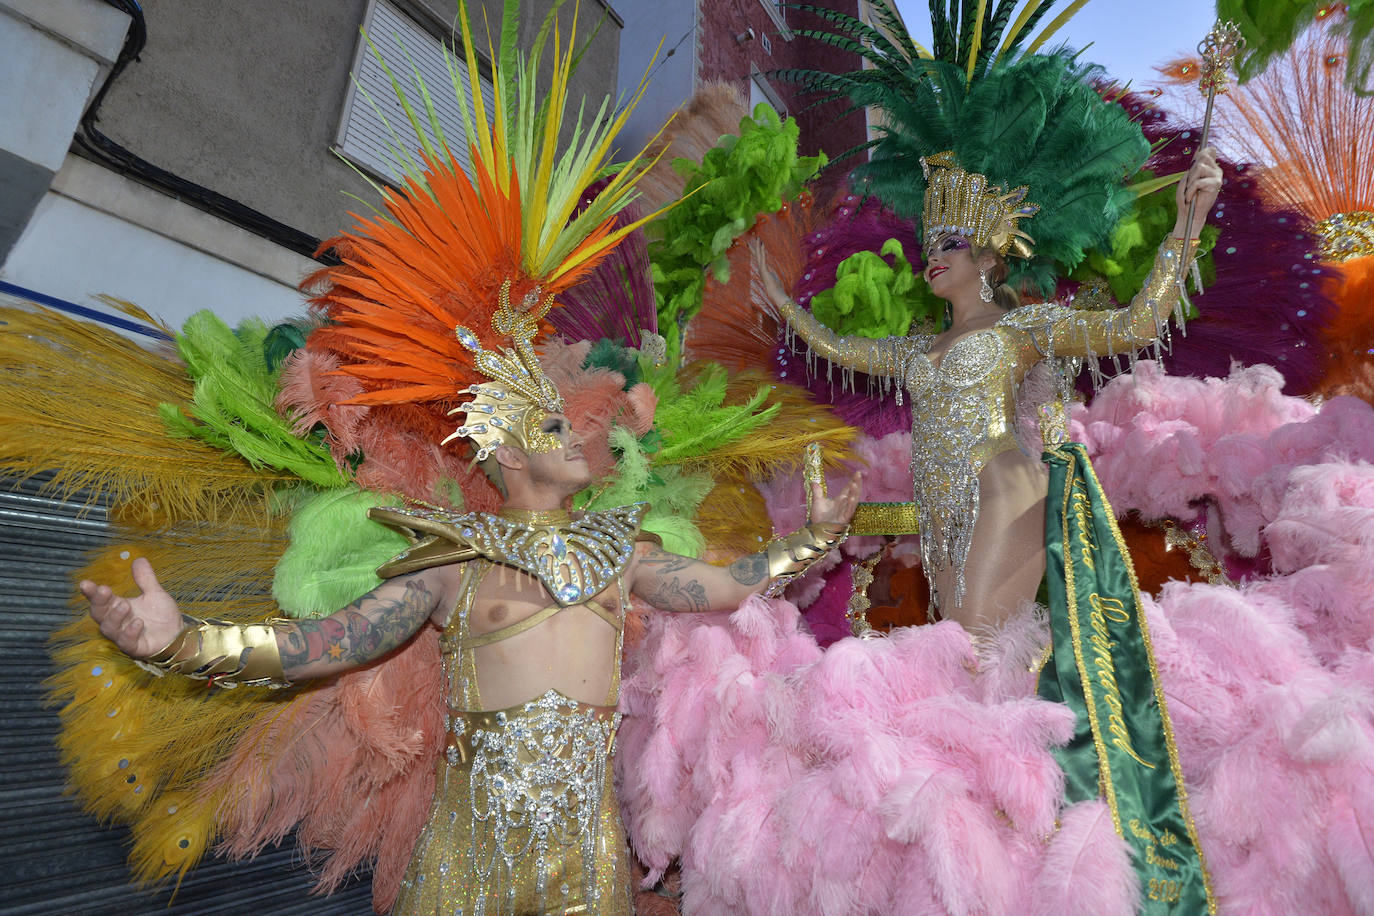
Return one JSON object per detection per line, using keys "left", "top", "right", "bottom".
{"left": 630, "top": 473, "right": 862, "bottom": 613}
{"left": 82, "top": 557, "right": 442, "bottom": 685}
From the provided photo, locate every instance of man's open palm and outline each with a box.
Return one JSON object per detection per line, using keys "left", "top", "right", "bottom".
{"left": 81, "top": 557, "right": 183, "bottom": 658}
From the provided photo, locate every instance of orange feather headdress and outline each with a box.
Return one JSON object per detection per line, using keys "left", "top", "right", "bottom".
{"left": 302, "top": 1, "right": 667, "bottom": 457}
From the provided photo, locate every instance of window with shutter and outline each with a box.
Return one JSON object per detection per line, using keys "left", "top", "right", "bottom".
{"left": 335, "top": 0, "right": 496, "bottom": 184}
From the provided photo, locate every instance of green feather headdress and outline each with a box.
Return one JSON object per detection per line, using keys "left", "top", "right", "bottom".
{"left": 784, "top": 1, "right": 1151, "bottom": 294}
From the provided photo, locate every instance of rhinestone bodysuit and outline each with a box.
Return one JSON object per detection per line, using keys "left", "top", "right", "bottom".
{"left": 779, "top": 238, "right": 1189, "bottom": 607}
{"left": 384, "top": 510, "right": 646, "bottom": 916}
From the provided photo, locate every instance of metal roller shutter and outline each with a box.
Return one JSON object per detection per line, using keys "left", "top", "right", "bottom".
{"left": 0, "top": 474, "right": 376, "bottom": 914}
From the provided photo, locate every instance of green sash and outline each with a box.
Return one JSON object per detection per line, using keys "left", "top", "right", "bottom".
{"left": 1037, "top": 443, "right": 1214, "bottom": 914}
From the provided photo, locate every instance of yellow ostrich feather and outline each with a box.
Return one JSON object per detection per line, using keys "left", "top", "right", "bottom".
{"left": 47, "top": 507, "right": 293, "bottom": 884}
{"left": 0, "top": 304, "right": 297, "bottom": 527}
{"left": 127, "top": 788, "right": 221, "bottom": 887}
{"left": 674, "top": 372, "right": 859, "bottom": 480}
{"left": 680, "top": 373, "right": 858, "bottom": 556}
{"left": 693, "top": 476, "right": 775, "bottom": 557}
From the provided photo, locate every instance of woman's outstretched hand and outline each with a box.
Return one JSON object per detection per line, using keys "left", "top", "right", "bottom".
{"left": 1174, "top": 146, "right": 1224, "bottom": 239}
{"left": 80, "top": 558, "right": 184, "bottom": 658}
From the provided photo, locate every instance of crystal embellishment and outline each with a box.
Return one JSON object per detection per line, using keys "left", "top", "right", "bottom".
{"left": 377, "top": 504, "right": 647, "bottom": 607}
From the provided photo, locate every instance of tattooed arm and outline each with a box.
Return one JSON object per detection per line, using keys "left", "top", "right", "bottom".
{"left": 628, "top": 472, "right": 863, "bottom": 613}
{"left": 629, "top": 545, "right": 774, "bottom": 613}
{"left": 275, "top": 572, "right": 442, "bottom": 680}
{"left": 83, "top": 557, "right": 444, "bottom": 682}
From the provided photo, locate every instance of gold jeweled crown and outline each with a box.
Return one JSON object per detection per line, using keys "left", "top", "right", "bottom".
{"left": 920, "top": 151, "right": 1040, "bottom": 258}
{"left": 442, "top": 279, "right": 565, "bottom": 460}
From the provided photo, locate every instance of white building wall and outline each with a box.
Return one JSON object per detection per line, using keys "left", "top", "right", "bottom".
{"left": 3, "top": 155, "right": 316, "bottom": 335}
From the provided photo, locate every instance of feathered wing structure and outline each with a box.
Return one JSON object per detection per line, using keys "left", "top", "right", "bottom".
{"left": 47, "top": 487, "right": 296, "bottom": 887}
{"left": 206, "top": 629, "right": 444, "bottom": 914}
{"left": 23, "top": 306, "right": 435, "bottom": 896}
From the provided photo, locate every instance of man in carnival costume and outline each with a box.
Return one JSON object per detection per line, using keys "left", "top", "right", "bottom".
{"left": 73, "top": 2, "right": 861, "bottom": 913}
{"left": 83, "top": 285, "right": 861, "bottom": 914}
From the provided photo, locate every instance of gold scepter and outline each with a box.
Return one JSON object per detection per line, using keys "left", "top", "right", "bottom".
{"left": 1173, "top": 20, "right": 1244, "bottom": 334}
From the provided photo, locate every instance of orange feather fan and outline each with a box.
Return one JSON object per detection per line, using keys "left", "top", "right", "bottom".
{"left": 1157, "top": 15, "right": 1374, "bottom": 226}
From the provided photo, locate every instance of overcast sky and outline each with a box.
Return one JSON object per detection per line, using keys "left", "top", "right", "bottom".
{"left": 890, "top": 0, "right": 1222, "bottom": 90}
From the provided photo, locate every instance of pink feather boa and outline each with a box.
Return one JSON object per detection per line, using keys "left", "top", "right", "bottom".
{"left": 617, "top": 363, "right": 1374, "bottom": 914}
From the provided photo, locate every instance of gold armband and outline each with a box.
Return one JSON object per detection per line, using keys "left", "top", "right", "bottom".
{"left": 763, "top": 521, "right": 849, "bottom": 598}
{"left": 140, "top": 616, "right": 290, "bottom": 689}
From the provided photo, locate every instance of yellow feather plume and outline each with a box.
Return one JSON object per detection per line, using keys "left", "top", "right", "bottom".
{"left": 47, "top": 505, "right": 292, "bottom": 885}
{"left": 0, "top": 304, "right": 296, "bottom": 527}
{"left": 682, "top": 373, "right": 858, "bottom": 556}
{"left": 674, "top": 372, "right": 859, "bottom": 481}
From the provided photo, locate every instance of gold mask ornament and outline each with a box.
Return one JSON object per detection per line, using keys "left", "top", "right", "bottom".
{"left": 921, "top": 151, "right": 1040, "bottom": 259}
{"left": 443, "top": 279, "right": 566, "bottom": 460}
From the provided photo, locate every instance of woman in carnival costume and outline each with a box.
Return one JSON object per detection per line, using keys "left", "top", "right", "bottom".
{"left": 754, "top": 14, "right": 1222, "bottom": 910}
{"left": 613, "top": 3, "right": 1374, "bottom": 914}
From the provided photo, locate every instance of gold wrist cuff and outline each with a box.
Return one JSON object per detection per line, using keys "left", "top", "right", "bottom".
{"left": 142, "top": 616, "right": 290, "bottom": 689}
{"left": 763, "top": 521, "right": 849, "bottom": 598}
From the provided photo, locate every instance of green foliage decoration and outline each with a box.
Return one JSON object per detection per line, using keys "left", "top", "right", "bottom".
{"left": 649, "top": 103, "right": 825, "bottom": 340}
{"left": 809, "top": 238, "right": 943, "bottom": 338}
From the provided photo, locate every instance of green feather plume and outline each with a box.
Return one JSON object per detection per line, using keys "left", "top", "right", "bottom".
{"left": 783, "top": 1, "right": 1149, "bottom": 294}
{"left": 648, "top": 103, "right": 825, "bottom": 339}
{"left": 1217, "top": 0, "right": 1374, "bottom": 94}
{"left": 582, "top": 338, "right": 642, "bottom": 388}
{"left": 575, "top": 426, "right": 710, "bottom": 556}
{"left": 810, "top": 238, "right": 942, "bottom": 338}
{"left": 1072, "top": 176, "right": 1219, "bottom": 306}
{"left": 159, "top": 312, "right": 347, "bottom": 488}
{"left": 272, "top": 487, "right": 409, "bottom": 618}
{"left": 642, "top": 361, "right": 779, "bottom": 466}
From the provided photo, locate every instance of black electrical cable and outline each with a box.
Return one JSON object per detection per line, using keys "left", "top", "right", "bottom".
{"left": 80, "top": 1, "right": 338, "bottom": 264}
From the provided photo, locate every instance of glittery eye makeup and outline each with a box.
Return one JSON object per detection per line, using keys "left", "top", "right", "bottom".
{"left": 925, "top": 234, "right": 971, "bottom": 259}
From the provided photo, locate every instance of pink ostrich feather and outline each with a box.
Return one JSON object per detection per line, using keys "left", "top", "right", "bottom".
{"left": 276, "top": 348, "right": 369, "bottom": 459}
{"left": 619, "top": 364, "right": 1374, "bottom": 914}
{"left": 618, "top": 598, "right": 1128, "bottom": 915}
{"left": 1072, "top": 360, "right": 1374, "bottom": 559}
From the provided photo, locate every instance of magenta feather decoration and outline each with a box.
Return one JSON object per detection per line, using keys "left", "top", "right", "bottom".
{"left": 548, "top": 181, "right": 657, "bottom": 348}
{"left": 771, "top": 192, "right": 923, "bottom": 437}
{"left": 1071, "top": 91, "right": 1336, "bottom": 395}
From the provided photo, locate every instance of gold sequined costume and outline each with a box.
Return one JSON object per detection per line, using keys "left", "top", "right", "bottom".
{"left": 778, "top": 238, "right": 1191, "bottom": 607}
{"left": 381, "top": 505, "right": 652, "bottom": 916}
